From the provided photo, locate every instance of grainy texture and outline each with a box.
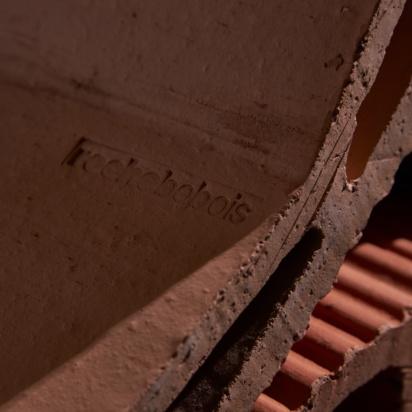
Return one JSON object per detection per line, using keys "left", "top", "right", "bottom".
{"left": 0, "top": 0, "right": 410, "bottom": 411}
{"left": 253, "top": 194, "right": 412, "bottom": 410}
{"left": 166, "top": 1, "right": 412, "bottom": 410}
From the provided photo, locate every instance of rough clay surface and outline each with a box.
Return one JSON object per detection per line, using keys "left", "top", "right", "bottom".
{"left": 222, "top": 14, "right": 412, "bottom": 412}
{"left": 158, "top": 0, "right": 412, "bottom": 410}
{"left": 253, "top": 180, "right": 412, "bottom": 411}
{"left": 0, "top": 0, "right": 410, "bottom": 411}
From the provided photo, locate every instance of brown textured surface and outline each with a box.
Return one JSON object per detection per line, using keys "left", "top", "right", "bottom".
{"left": 0, "top": 0, "right": 411, "bottom": 411}
{"left": 169, "top": 1, "right": 412, "bottom": 408}
{"left": 254, "top": 185, "right": 412, "bottom": 411}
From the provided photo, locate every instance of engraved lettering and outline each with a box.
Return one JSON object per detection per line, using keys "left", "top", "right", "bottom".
{"left": 189, "top": 182, "right": 212, "bottom": 209}
{"left": 137, "top": 172, "right": 161, "bottom": 192}
{"left": 208, "top": 196, "right": 229, "bottom": 216}
{"left": 154, "top": 171, "right": 177, "bottom": 197}
{"left": 84, "top": 154, "right": 106, "bottom": 173}
{"left": 117, "top": 158, "right": 140, "bottom": 185}
{"left": 101, "top": 160, "right": 126, "bottom": 180}
{"left": 64, "top": 139, "right": 262, "bottom": 224}
{"left": 173, "top": 184, "right": 194, "bottom": 202}
{"left": 230, "top": 203, "right": 253, "bottom": 223}
{"left": 223, "top": 193, "right": 242, "bottom": 219}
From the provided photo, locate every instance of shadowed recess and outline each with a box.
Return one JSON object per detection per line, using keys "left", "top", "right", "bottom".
{"left": 335, "top": 367, "right": 404, "bottom": 412}
{"left": 168, "top": 228, "right": 324, "bottom": 411}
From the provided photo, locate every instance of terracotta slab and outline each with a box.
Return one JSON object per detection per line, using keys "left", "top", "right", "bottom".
{"left": 254, "top": 186, "right": 412, "bottom": 411}
{"left": 0, "top": 0, "right": 408, "bottom": 411}
{"left": 157, "top": 1, "right": 412, "bottom": 410}
{"left": 162, "top": 0, "right": 412, "bottom": 403}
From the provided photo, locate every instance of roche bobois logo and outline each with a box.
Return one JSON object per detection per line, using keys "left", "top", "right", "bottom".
{"left": 64, "top": 139, "right": 261, "bottom": 224}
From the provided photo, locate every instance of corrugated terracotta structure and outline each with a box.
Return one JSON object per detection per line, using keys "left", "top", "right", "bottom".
{"left": 0, "top": 0, "right": 411, "bottom": 411}
{"left": 254, "top": 181, "right": 412, "bottom": 411}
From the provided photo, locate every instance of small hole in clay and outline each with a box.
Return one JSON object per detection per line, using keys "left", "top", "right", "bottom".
{"left": 346, "top": 0, "right": 412, "bottom": 181}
